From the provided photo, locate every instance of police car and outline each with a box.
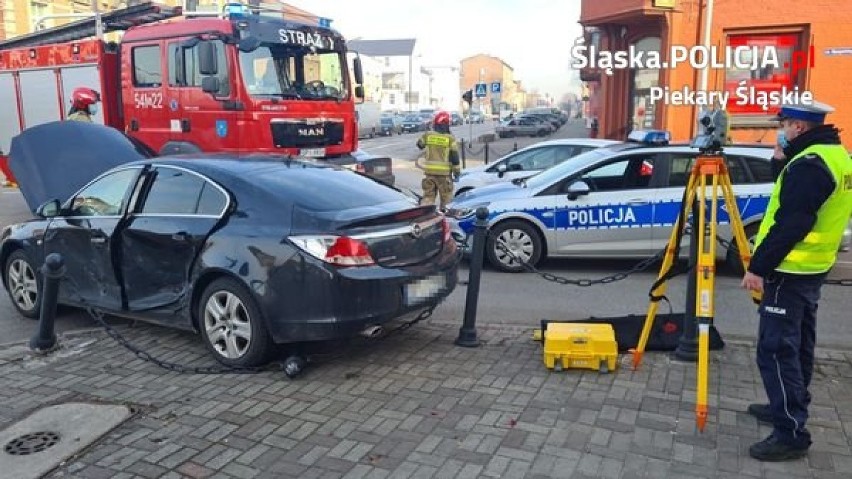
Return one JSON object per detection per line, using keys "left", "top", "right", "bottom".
{"left": 447, "top": 130, "right": 782, "bottom": 272}
{"left": 455, "top": 138, "right": 619, "bottom": 196}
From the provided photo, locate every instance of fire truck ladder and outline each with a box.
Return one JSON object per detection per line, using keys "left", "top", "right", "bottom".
{"left": 0, "top": 2, "right": 183, "bottom": 51}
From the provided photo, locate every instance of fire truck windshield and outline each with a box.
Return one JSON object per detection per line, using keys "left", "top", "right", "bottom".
{"left": 238, "top": 44, "right": 348, "bottom": 101}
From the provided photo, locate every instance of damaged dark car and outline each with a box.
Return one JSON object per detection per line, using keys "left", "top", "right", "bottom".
{"left": 1, "top": 122, "right": 459, "bottom": 367}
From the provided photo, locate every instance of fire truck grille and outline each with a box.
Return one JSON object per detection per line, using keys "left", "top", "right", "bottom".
{"left": 271, "top": 119, "right": 345, "bottom": 148}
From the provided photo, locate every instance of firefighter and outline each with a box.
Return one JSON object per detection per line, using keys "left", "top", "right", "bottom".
{"left": 416, "top": 110, "right": 460, "bottom": 210}
{"left": 67, "top": 87, "right": 101, "bottom": 122}
{"left": 742, "top": 100, "right": 852, "bottom": 461}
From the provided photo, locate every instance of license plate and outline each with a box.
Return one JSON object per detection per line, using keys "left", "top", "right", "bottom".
{"left": 373, "top": 165, "right": 387, "bottom": 174}
{"left": 404, "top": 274, "right": 446, "bottom": 306}
{"left": 300, "top": 148, "right": 326, "bottom": 157}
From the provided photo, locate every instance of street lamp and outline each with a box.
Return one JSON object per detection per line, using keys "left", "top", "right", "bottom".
{"left": 408, "top": 53, "right": 422, "bottom": 112}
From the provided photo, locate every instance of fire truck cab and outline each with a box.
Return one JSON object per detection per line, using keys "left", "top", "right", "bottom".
{"left": 0, "top": 2, "right": 394, "bottom": 185}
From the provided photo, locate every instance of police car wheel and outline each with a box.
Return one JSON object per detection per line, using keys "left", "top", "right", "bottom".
{"left": 726, "top": 223, "right": 759, "bottom": 275}
{"left": 487, "top": 220, "right": 543, "bottom": 273}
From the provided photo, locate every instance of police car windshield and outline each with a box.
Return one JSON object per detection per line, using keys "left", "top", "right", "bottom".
{"left": 523, "top": 149, "right": 611, "bottom": 189}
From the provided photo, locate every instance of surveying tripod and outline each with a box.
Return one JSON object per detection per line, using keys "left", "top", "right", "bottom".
{"left": 629, "top": 154, "right": 761, "bottom": 432}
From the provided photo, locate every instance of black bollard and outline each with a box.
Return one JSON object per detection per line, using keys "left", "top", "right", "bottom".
{"left": 456, "top": 207, "right": 488, "bottom": 347}
{"left": 484, "top": 142, "right": 490, "bottom": 164}
{"left": 513, "top": 142, "right": 518, "bottom": 152}
{"left": 674, "top": 203, "right": 699, "bottom": 362}
{"left": 461, "top": 138, "right": 467, "bottom": 169}
{"left": 29, "top": 253, "right": 64, "bottom": 353}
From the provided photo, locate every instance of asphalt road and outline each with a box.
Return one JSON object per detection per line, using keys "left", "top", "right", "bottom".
{"left": 3, "top": 120, "right": 852, "bottom": 352}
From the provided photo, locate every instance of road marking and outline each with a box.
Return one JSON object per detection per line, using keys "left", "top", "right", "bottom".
{"left": 363, "top": 140, "right": 412, "bottom": 150}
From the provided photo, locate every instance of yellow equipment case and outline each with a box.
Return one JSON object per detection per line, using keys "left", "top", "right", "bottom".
{"left": 540, "top": 322, "right": 618, "bottom": 373}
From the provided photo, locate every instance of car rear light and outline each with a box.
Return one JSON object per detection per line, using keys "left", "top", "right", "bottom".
{"left": 441, "top": 217, "right": 451, "bottom": 242}
{"left": 355, "top": 163, "right": 366, "bottom": 173}
{"left": 290, "top": 235, "right": 375, "bottom": 266}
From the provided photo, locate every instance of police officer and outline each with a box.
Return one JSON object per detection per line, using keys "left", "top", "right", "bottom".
{"left": 67, "top": 87, "right": 101, "bottom": 122}
{"left": 741, "top": 100, "right": 852, "bottom": 461}
{"left": 416, "top": 110, "right": 460, "bottom": 209}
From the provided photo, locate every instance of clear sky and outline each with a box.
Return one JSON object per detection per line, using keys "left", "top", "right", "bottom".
{"left": 285, "top": 0, "right": 583, "bottom": 101}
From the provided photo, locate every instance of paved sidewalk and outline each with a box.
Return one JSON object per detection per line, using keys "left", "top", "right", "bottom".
{"left": 1, "top": 317, "right": 851, "bottom": 479}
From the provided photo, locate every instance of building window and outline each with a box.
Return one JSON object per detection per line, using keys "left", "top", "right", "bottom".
{"left": 724, "top": 32, "right": 803, "bottom": 115}
{"left": 388, "top": 93, "right": 396, "bottom": 105}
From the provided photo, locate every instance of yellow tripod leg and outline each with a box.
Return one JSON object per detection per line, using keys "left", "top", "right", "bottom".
{"left": 696, "top": 322, "right": 710, "bottom": 431}
{"left": 719, "top": 173, "right": 762, "bottom": 304}
{"left": 694, "top": 164, "right": 718, "bottom": 432}
{"left": 631, "top": 174, "right": 697, "bottom": 370}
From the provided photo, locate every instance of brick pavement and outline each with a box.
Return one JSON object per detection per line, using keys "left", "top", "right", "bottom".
{"left": 1, "top": 318, "right": 852, "bottom": 479}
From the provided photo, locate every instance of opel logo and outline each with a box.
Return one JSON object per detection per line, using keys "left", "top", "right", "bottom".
{"left": 410, "top": 223, "right": 422, "bottom": 238}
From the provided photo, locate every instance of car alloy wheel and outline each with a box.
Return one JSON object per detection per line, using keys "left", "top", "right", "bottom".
{"left": 486, "top": 220, "right": 543, "bottom": 273}
{"left": 204, "top": 291, "right": 252, "bottom": 359}
{"left": 5, "top": 250, "right": 40, "bottom": 318}
{"left": 199, "top": 278, "right": 272, "bottom": 367}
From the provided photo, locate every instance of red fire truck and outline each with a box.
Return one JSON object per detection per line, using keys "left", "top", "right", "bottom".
{"left": 0, "top": 2, "right": 393, "bottom": 186}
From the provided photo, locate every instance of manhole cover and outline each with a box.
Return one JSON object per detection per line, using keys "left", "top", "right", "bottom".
{"left": 4, "top": 432, "right": 61, "bottom": 456}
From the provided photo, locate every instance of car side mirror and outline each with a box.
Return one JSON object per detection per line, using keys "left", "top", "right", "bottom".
{"left": 496, "top": 163, "right": 508, "bottom": 177}
{"left": 201, "top": 76, "right": 220, "bottom": 94}
{"left": 354, "top": 85, "right": 364, "bottom": 100}
{"left": 566, "top": 180, "right": 590, "bottom": 200}
{"left": 198, "top": 41, "right": 218, "bottom": 75}
{"left": 36, "top": 199, "right": 60, "bottom": 218}
{"left": 353, "top": 56, "right": 364, "bottom": 85}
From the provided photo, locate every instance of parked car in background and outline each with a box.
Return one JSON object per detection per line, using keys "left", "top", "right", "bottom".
{"left": 496, "top": 117, "right": 553, "bottom": 138}
{"left": 355, "top": 101, "right": 382, "bottom": 139}
{"left": 3, "top": 123, "right": 459, "bottom": 367}
{"left": 450, "top": 112, "right": 464, "bottom": 126}
{"left": 467, "top": 111, "right": 485, "bottom": 124}
{"left": 379, "top": 116, "right": 402, "bottom": 136}
{"left": 455, "top": 139, "right": 619, "bottom": 195}
{"left": 401, "top": 114, "right": 428, "bottom": 133}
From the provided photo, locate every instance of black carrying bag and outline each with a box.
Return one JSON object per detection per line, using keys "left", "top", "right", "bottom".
{"left": 542, "top": 313, "right": 724, "bottom": 353}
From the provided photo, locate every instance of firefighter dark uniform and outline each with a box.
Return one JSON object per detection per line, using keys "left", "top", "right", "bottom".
{"left": 743, "top": 101, "right": 852, "bottom": 461}
{"left": 416, "top": 111, "right": 460, "bottom": 209}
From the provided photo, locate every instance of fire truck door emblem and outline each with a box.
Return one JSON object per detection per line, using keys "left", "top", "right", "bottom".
{"left": 216, "top": 120, "right": 228, "bottom": 138}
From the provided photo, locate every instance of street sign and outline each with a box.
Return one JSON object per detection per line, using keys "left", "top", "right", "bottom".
{"left": 475, "top": 83, "right": 487, "bottom": 98}
{"left": 491, "top": 82, "right": 501, "bottom": 94}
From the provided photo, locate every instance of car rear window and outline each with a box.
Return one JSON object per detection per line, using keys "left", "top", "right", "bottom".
{"left": 255, "top": 166, "right": 408, "bottom": 211}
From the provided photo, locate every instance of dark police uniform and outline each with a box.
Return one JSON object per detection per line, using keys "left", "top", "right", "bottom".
{"left": 747, "top": 101, "right": 852, "bottom": 460}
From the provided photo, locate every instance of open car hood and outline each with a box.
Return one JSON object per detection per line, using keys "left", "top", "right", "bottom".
{"left": 9, "top": 122, "right": 154, "bottom": 213}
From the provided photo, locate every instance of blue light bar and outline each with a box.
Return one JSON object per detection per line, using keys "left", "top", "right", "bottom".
{"left": 627, "top": 129, "right": 670, "bottom": 145}
{"left": 224, "top": 2, "right": 249, "bottom": 18}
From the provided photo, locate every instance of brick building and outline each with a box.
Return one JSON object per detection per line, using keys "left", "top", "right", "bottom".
{"left": 459, "top": 54, "right": 527, "bottom": 114}
{"left": 580, "top": 0, "right": 852, "bottom": 148}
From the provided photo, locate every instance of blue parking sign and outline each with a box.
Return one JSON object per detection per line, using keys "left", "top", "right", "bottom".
{"left": 491, "top": 82, "right": 501, "bottom": 94}
{"left": 475, "top": 83, "right": 487, "bottom": 98}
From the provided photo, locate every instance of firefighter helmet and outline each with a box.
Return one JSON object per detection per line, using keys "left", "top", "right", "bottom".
{"left": 71, "top": 87, "right": 100, "bottom": 110}
{"left": 433, "top": 110, "right": 451, "bottom": 126}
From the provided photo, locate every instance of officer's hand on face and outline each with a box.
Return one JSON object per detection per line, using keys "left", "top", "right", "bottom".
{"left": 740, "top": 271, "right": 764, "bottom": 294}
{"left": 772, "top": 145, "right": 786, "bottom": 161}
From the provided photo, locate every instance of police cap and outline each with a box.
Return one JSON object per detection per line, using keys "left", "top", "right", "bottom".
{"left": 772, "top": 99, "right": 835, "bottom": 124}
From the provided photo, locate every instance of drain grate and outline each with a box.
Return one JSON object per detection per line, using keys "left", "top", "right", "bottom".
{"left": 3, "top": 432, "right": 61, "bottom": 456}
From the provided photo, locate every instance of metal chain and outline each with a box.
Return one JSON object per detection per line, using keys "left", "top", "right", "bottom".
{"left": 488, "top": 230, "right": 666, "bottom": 286}
{"left": 84, "top": 306, "right": 269, "bottom": 374}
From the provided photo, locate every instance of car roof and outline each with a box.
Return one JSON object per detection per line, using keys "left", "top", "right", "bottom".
{"left": 518, "top": 138, "right": 621, "bottom": 148}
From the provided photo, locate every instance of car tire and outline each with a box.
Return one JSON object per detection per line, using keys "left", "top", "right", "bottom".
{"left": 486, "top": 220, "right": 543, "bottom": 273}
{"left": 4, "top": 249, "right": 41, "bottom": 319}
{"left": 198, "top": 277, "right": 274, "bottom": 367}
{"left": 726, "top": 223, "right": 760, "bottom": 275}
